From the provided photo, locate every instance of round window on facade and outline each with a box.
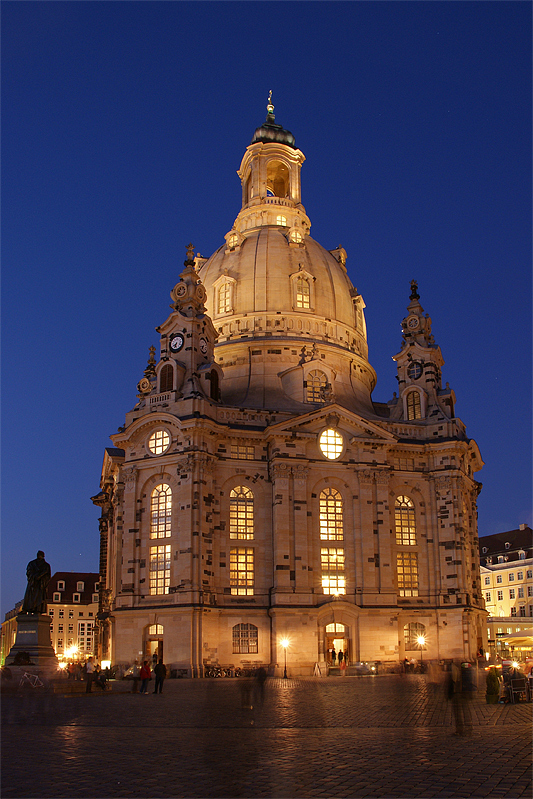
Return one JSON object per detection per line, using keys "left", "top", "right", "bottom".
{"left": 148, "top": 429, "right": 171, "bottom": 455}
{"left": 318, "top": 428, "right": 343, "bottom": 460}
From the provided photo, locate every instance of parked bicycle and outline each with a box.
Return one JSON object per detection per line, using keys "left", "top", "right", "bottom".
{"left": 18, "top": 672, "right": 44, "bottom": 689}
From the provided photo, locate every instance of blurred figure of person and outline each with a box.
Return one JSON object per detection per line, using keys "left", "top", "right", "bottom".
{"left": 446, "top": 660, "right": 474, "bottom": 735}
{"left": 239, "top": 673, "right": 253, "bottom": 709}
{"left": 331, "top": 648, "right": 336, "bottom": 665}
{"left": 253, "top": 666, "right": 267, "bottom": 706}
{"left": 153, "top": 659, "right": 167, "bottom": 694}
{"left": 68, "top": 662, "right": 75, "bottom": 680}
{"left": 340, "top": 658, "right": 347, "bottom": 676}
{"left": 403, "top": 657, "right": 410, "bottom": 674}
{"left": 131, "top": 660, "right": 140, "bottom": 693}
{"left": 139, "top": 661, "right": 151, "bottom": 694}
{"left": 338, "top": 650, "right": 344, "bottom": 666}
{"left": 85, "top": 657, "right": 94, "bottom": 693}
{"left": 94, "top": 664, "right": 107, "bottom": 691}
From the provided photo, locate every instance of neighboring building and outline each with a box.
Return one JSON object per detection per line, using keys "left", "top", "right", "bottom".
{"left": 1, "top": 572, "right": 99, "bottom": 663}
{"left": 479, "top": 525, "right": 533, "bottom": 659}
{"left": 93, "top": 100, "right": 486, "bottom": 676}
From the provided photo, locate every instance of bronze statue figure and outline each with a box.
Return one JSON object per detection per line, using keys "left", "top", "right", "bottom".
{"left": 21, "top": 551, "right": 51, "bottom": 614}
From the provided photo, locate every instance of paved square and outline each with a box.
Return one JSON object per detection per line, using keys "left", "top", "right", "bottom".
{"left": 2, "top": 675, "right": 531, "bottom": 798}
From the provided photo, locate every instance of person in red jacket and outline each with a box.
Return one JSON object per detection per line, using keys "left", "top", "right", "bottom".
{"left": 139, "top": 661, "right": 151, "bottom": 694}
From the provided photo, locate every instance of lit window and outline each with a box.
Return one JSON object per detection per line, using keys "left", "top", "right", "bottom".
{"left": 325, "top": 623, "right": 345, "bottom": 633}
{"left": 229, "top": 486, "right": 254, "bottom": 539}
{"left": 406, "top": 391, "right": 422, "bottom": 420}
{"left": 150, "top": 545, "right": 171, "bottom": 595}
{"left": 150, "top": 484, "right": 172, "bottom": 538}
{"left": 397, "top": 552, "right": 419, "bottom": 596}
{"left": 276, "top": 215, "right": 287, "bottom": 226}
{"left": 395, "top": 496, "right": 416, "bottom": 545}
{"left": 159, "top": 364, "right": 174, "bottom": 393}
{"left": 404, "top": 622, "right": 426, "bottom": 651}
{"left": 306, "top": 370, "right": 327, "bottom": 403}
{"left": 290, "top": 230, "right": 303, "bottom": 243}
{"left": 319, "top": 488, "right": 343, "bottom": 540}
{"left": 321, "top": 548, "right": 345, "bottom": 595}
{"left": 485, "top": 592, "right": 491, "bottom": 602}
{"left": 228, "top": 233, "right": 239, "bottom": 249}
{"left": 230, "top": 548, "right": 254, "bottom": 595}
{"left": 232, "top": 623, "right": 258, "bottom": 654}
{"left": 296, "top": 277, "right": 310, "bottom": 309}
{"left": 148, "top": 430, "right": 170, "bottom": 455}
{"left": 319, "top": 428, "right": 343, "bottom": 460}
{"left": 218, "top": 282, "right": 231, "bottom": 314}
{"left": 230, "top": 444, "right": 255, "bottom": 460}
{"left": 148, "top": 624, "right": 164, "bottom": 635}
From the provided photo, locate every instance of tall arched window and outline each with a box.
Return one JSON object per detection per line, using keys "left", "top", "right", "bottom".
{"left": 229, "top": 486, "right": 254, "bottom": 539}
{"left": 395, "top": 496, "right": 416, "bottom": 545}
{"left": 320, "top": 488, "right": 343, "bottom": 540}
{"left": 159, "top": 364, "right": 173, "bottom": 393}
{"left": 296, "top": 276, "right": 310, "bottom": 308}
{"left": 232, "top": 623, "right": 258, "bottom": 654}
{"left": 306, "top": 370, "right": 327, "bottom": 402}
{"left": 150, "top": 484, "right": 172, "bottom": 539}
{"left": 406, "top": 391, "right": 422, "bottom": 420}
{"left": 218, "top": 282, "right": 231, "bottom": 314}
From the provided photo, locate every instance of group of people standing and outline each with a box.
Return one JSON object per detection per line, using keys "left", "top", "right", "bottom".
{"left": 329, "top": 648, "right": 348, "bottom": 672}
{"left": 130, "top": 658, "right": 167, "bottom": 694}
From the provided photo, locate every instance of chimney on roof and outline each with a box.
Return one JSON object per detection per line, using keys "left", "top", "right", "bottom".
{"left": 519, "top": 523, "right": 527, "bottom": 531}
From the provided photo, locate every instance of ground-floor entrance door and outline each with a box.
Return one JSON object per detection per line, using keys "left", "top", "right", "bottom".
{"left": 325, "top": 623, "right": 350, "bottom": 664}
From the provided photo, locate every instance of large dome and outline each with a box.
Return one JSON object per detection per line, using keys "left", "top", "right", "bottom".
{"left": 195, "top": 108, "right": 376, "bottom": 414}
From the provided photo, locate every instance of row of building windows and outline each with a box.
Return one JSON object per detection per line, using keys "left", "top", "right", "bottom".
{"left": 484, "top": 570, "right": 532, "bottom": 585}
{"left": 485, "top": 587, "right": 532, "bottom": 601}
{"left": 52, "top": 592, "right": 99, "bottom": 603}
{"left": 49, "top": 609, "right": 93, "bottom": 618}
{"left": 144, "top": 487, "right": 420, "bottom": 596}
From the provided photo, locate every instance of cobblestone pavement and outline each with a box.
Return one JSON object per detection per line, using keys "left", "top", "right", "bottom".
{"left": 2, "top": 675, "right": 531, "bottom": 799}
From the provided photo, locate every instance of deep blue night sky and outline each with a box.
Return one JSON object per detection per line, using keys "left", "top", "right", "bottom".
{"left": 2, "top": 1, "right": 531, "bottom": 617}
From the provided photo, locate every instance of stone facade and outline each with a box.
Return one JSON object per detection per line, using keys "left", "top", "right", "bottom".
{"left": 93, "top": 101, "right": 486, "bottom": 675}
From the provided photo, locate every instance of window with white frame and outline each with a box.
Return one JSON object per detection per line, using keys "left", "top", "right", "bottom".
{"left": 150, "top": 545, "right": 171, "bottom": 595}
{"left": 321, "top": 547, "right": 345, "bottom": 595}
{"left": 73, "top": 593, "right": 80, "bottom": 603}
{"left": 232, "top": 623, "right": 258, "bottom": 654}
{"left": 230, "top": 548, "right": 254, "bottom": 595}
{"left": 150, "top": 484, "right": 172, "bottom": 538}
{"left": 484, "top": 576, "right": 490, "bottom": 585}
{"left": 319, "top": 488, "right": 343, "bottom": 540}
{"left": 218, "top": 282, "right": 232, "bottom": 314}
{"left": 229, "top": 486, "right": 254, "bottom": 539}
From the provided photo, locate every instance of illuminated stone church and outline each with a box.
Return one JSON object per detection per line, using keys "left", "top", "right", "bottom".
{"left": 93, "top": 100, "right": 486, "bottom": 675}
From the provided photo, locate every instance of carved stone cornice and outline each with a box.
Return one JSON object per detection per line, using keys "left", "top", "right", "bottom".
{"left": 122, "top": 466, "right": 138, "bottom": 492}
{"left": 176, "top": 451, "right": 216, "bottom": 476}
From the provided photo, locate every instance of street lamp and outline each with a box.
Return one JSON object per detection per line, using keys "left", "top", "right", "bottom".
{"left": 280, "top": 638, "right": 289, "bottom": 679}
{"left": 417, "top": 635, "right": 426, "bottom": 671}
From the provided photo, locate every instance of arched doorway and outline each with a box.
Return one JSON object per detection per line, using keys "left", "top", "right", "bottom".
{"left": 325, "top": 622, "right": 350, "bottom": 664}
{"left": 144, "top": 623, "right": 164, "bottom": 666}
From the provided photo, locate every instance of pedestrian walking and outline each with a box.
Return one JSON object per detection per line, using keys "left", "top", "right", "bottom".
{"left": 139, "top": 661, "right": 151, "bottom": 694}
{"left": 338, "top": 650, "right": 344, "bottom": 665}
{"left": 331, "top": 648, "right": 336, "bottom": 665}
{"left": 153, "top": 659, "right": 167, "bottom": 694}
{"left": 85, "top": 657, "right": 94, "bottom": 693}
{"left": 253, "top": 666, "right": 267, "bottom": 706}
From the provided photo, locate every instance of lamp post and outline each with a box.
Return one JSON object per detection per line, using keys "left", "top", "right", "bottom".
{"left": 280, "top": 638, "right": 289, "bottom": 679}
{"left": 417, "top": 635, "right": 426, "bottom": 672}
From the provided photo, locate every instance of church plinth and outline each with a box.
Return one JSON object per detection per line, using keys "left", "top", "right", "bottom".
{"left": 5, "top": 613, "right": 59, "bottom": 679}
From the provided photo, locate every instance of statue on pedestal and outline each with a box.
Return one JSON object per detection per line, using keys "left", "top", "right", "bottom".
{"left": 21, "top": 551, "right": 51, "bottom": 614}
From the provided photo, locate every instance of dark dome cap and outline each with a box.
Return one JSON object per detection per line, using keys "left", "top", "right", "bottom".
{"left": 251, "top": 93, "right": 296, "bottom": 149}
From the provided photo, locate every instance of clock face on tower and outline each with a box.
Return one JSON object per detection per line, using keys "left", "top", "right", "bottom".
{"left": 199, "top": 338, "right": 208, "bottom": 355}
{"left": 169, "top": 333, "right": 184, "bottom": 353}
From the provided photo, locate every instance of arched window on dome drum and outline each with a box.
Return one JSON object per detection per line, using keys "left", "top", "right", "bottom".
{"left": 406, "top": 391, "right": 422, "bottom": 420}
{"left": 296, "top": 276, "right": 310, "bottom": 309}
{"left": 232, "top": 623, "right": 258, "bottom": 654}
{"left": 229, "top": 486, "right": 254, "bottom": 539}
{"left": 159, "top": 364, "right": 173, "bottom": 393}
{"left": 276, "top": 215, "right": 287, "bottom": 226}
{"left": 150, "top": 484, "right": 172, "bottom": 539}
{"left": 395, "top": 496, "right": 416, "bottom": 545}
{"left": 306, "top": 369, "right": 327, "bottom": 402}
{"left": 218, "top": 282, "right": 231, "bottom": 314}
{"left": 319, "top": 488, "right": 343, "bottom": 540}
{"left": 267, "top": 160, "right": 289, "bottom": 198}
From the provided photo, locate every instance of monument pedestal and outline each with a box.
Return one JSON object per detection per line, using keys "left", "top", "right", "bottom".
{"left": 5, "top": 613, "right": 58, "bottom": 680}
